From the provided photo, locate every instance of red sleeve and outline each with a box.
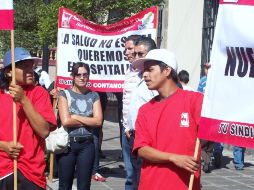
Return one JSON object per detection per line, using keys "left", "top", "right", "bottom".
{"left": 133, "top": 109, "right": 152, "bottom": 155}
{"left": 31, "top": 86, "right": 57, "bottom": 128}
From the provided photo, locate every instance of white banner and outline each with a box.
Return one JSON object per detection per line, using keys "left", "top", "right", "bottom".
{"left": 56, "top": 7, "right": 158, "bottom": 92}
{"left": 198, "top": 1, "right": 254, "bottom": 148}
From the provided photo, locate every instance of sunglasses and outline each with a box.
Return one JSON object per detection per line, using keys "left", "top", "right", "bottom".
{"left": 75, "top": 73, "right": 89, "bottom": 78}
{"left": 134, "top": 52, "right": 146, "bottom": 58}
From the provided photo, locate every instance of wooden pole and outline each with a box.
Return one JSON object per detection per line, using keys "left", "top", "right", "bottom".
{"left": 48, "top": 153, "right": 54, "bottom": 182}
{"left": 48, "top": 97, "right": 57, "bottom": 182}
{"left": 188, "top": 138, "right": 200, "bottom": 190}
{"left": 48, "top": 49, "right": 58, "bottom": 182}
{"left": 11, "top": 30, "right": 17, "bottom": 190}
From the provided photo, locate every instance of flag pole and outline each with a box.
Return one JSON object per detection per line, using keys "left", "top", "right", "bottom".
{"left": 11, "top": 29, "right": 18, "bottom": 190}
{"left": 48, "top": 95, "right": 57, "bottom": 182}
{"left": 188, "top": 138, "right": 200, "bottom": 190}
{"left": 48, "top": 94, "right": 57, "bottom": 182}
{"left": 48, "top": 49, "right": 58, "bottom": 182}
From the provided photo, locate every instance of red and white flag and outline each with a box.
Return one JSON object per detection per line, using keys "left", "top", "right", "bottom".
{"left": 0, "top": 0, "right": 14, "bottom": 30}
{"left": 198, "top": 0, "right": 254, "bottom": 148}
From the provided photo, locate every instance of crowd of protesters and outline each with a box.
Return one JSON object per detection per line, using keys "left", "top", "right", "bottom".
{"left": 0, "top": 35, "right": 247, "bottom": 190}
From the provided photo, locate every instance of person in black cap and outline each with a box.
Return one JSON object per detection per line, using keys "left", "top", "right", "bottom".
{"left": 0, "top": 47, "right": 56, "bottom": 190}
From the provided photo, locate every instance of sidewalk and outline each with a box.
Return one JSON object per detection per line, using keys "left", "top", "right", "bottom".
{"left": 47, "top": 121, "right": 254, "bottom": 190}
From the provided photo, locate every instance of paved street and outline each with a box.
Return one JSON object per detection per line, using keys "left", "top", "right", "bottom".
{"left": 47, "top": 121, "right": 254, "bottom": 190}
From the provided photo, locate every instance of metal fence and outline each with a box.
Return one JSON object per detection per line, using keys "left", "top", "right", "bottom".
{"left": 200, "top": 0, "right": 219, "bottom": 76}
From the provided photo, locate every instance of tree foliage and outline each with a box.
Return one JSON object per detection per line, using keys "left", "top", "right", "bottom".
{"left": 0, "top": 0, "right": 163, "bottom": 58}
{"left": 0, "top": 0, "right": 44, "bottom": 57}
{"left": 37, "top": 0, "right": 163, "bottom": 47}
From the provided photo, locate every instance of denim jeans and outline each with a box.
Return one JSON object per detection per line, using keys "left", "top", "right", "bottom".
{"left": 115, "top": 92, "right": 123, "bottom": 148}
{"left": 122, "top": 127, "right": 134, "bottom": 190}
{"left": 92, "top": 128, "right": 100, "bottom": 174}
{"left": 57, "top": 139, "right": 95, "bottom": 190}
{"left": 213, "top": 143, "right": 224, "bottom": 154}
{"left": 129, "top": 135, "right": 142, "bottom": 190}
{"left": 213, "top": 143, "right": 224, "bottom": 168}
{"left": 233, "top": 146, "right": 245, "bottom": 169}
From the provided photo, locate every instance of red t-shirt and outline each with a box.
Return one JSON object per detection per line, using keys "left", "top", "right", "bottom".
{"left": 0, "top": 86, "right": 56, "bottom": 189}
{"left": 133, "top": 89, "right": 203, "bottom": 190}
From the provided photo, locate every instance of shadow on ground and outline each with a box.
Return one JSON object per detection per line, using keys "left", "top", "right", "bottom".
{"left": 98, "top": 149, "right": 126, "bottom": 179}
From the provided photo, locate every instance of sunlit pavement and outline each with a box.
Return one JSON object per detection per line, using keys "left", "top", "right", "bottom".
{"left": 47, "top": 121, "right": 254, "bottom": 190}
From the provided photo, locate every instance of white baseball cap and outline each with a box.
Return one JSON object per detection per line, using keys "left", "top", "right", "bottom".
{"left": 132, "top": 49, "right": 178, "bottom": 71}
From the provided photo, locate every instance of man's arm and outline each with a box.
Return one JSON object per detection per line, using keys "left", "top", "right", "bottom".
{"left": 138, "top": 146, "right": 200, "bottom": 173}
{"left": 0, "top": 141, "right": 23, "bottom": 159}
{"left": 9, "top": 84, "right": 51, "bottom": 139}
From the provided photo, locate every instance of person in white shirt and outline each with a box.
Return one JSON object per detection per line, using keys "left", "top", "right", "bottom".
{"left": 122, "top": 35, "right": 142, "bottom": 190}
{"left": 178, "top": 70, "right": 194, "bottom": 91}
{"left": 34, "top": 67, "right": 51, "bottom": 89}
{"left": 123, "top": 36, "right": 157, "bottom": 190}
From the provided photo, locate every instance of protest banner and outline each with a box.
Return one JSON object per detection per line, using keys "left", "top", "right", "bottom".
{"left": 198, "top": 0, "right": 254, "bottom": 148}
{"left": 56, "top": 6, "right": 158, "bottom": 92}
{"left": 0, "top": 0, "right": 14, "bottom": 30}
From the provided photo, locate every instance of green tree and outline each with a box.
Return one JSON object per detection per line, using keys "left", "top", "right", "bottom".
{"left": 0, "top": 0, "right": 44, "bottom": 57}
{"left": 37, "top": 0, "right": 163, "bottom": 48}
{"left": 0, "top": 0, "right": 163, "bottom": 58}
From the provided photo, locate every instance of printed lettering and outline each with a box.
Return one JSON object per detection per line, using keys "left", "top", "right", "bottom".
{"left": 72, "top": 34, "right": 98, "bottom": 47}
{"left": 230, "top": 124, "right": 254, "bottom": 139}
{"left": 225, "top": 47, "right": 254, "bottom": 78}
{"left": 218, "top": 122, "right": 229, "bottom": 134}
{"left": 68, "top": 61, "right": 130, "bottom": 76}
{"left": 62, "top": 34, "right": 69, "bottom": 44}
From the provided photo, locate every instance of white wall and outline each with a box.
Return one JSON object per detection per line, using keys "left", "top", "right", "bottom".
{"left": 161, "top": 0, "right": 204, "bottom": 89}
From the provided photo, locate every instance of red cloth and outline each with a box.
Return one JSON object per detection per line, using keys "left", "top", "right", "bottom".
{"left": 0, "top": 86, "right": 56, "bottom": 188}
{"left": 133, "top": 89, "right": 203, "bottom": 190}
{"left": 0, "top": 0, "right": 14, "bottom": 30}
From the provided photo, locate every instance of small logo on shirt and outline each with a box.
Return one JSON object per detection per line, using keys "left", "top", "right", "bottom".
{"left": 180, "top": 113, "right": 189, "bottom": 127}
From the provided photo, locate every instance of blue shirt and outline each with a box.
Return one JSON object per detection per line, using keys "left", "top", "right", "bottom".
{"left": 197, "top": 76, "right": 207, "bottom": 93}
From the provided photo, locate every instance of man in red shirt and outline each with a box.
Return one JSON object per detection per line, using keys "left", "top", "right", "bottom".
{"left": 132, "top": 49, "right": 203, "bottom": 190}
{"left": 0, "top": 47, "right": 56, "bottom": 190}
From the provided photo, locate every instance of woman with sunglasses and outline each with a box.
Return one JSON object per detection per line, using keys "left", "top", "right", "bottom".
{"left": 57, "top": 62, "right": 103, "bottom": 190}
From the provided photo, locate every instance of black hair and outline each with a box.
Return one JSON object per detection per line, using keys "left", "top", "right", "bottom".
{"left": 125, "top": 35, "right": 142, "bottom": 44}
{"left": 71, "top": 62, "right": 90, "bottom": 77}
{"left": 0, "top": 68, "right": 10, "bottom": 90}
{"left": 158, "top": 61, "right": 178, "bottom": 84}
{"left": 170, "top": 69, "right": 179, "bottom": 84}
{"left": 135, "top": 36, "right": 157, "bottom": 51}
{"left": 124, "top": 35, "right": 142, "bottom": 56}
{"left": 178, "top": 70, "right": 189, "bottom": 84}
{"left": 33, "top": 71, "right": 40, "bottom": 85}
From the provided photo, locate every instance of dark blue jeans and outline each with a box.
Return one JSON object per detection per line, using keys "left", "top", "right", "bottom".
{"left": 92, "top": 128, "right": 100, "bottom": 174}
{"left": 129, "top": 135, "right": 142, "bottom": 190}
{"left": 122, "top": 127, "right": 134, "bottom": 190}
{"left": 114, "top": 92, "right": 123, "bottom": 148}
{"left": 57, "top": 139, "right": 95, "bottom": 190}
